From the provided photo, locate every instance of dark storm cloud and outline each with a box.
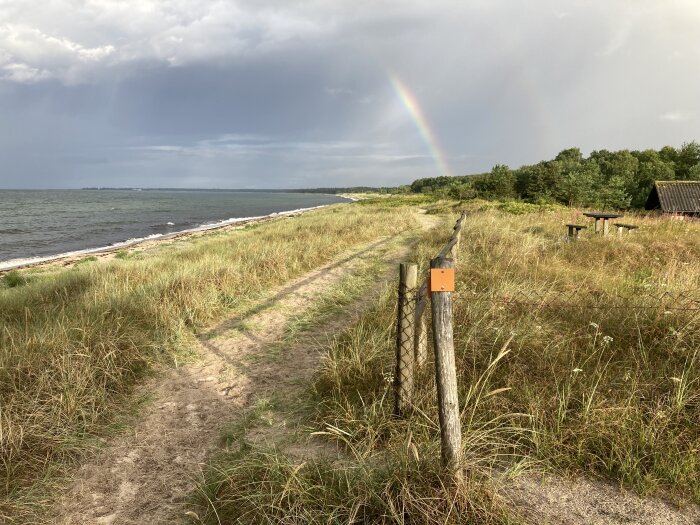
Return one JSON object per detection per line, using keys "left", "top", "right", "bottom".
{"left": 1, "top": 1, "right": 700, "bottom": 188}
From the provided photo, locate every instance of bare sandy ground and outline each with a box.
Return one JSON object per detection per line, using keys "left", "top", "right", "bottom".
{"left": 502, "top": 472, "right": 700, "bottom": 525}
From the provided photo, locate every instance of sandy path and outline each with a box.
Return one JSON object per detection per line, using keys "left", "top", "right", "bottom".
{"left": 505, "top": 473, "right": 700, "bottom": 525}
{"left": 53, "top": 214, "right": 435, "bottom": 525}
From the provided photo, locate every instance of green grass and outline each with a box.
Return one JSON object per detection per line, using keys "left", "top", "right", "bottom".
{"left": 0, "top": 202, "right": 416, "bottom": 522}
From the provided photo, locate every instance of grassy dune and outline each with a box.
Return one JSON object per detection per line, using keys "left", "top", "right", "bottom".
{"left": 0, "top": 203, "right": 416, "bottom": 520}
{"left": 195, "top": 202, "right": 700, "bottom": 523}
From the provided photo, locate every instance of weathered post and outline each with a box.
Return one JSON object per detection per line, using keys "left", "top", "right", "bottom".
{"left": 394, "top": 263, "right": 418, "bottom": 418}
{"left": 450, "top": 230, "right": 461, "bottom": 261}
{"left": 414, "top": 288, "right": 428, "bottom": 368}
{"left": 603, "top": 218, "right": 610, "bottom": 236}
{"left": 450, "top": 213, "right": 465, "bottom": 260}
{"left": 430, "top": 257, "right": 462, "bottom": 475}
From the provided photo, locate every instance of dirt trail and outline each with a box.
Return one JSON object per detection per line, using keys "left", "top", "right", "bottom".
{"left": 54, "top": 213, "right": 437, "bottom": 525}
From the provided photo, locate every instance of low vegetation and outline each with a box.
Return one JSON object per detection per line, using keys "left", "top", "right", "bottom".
{"left": 0, "top": 203, "right": 416, "bottom": 520}
{"left": 193, "top": 199, "right": 700, "bottom": 523}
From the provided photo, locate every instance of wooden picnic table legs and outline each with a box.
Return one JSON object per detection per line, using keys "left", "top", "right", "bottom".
{"left": 593, "top": 218, "right": 611, "bottom": 236}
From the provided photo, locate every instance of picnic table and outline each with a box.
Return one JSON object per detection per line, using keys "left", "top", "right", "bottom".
{"left": 565, "top": 223, "right": 587, "bottom": 240}
{"left": 613, "top": 223, "right": 639, "bottom": 236}
{"left": 582, "top": 212, "right": 623, "bottom": 235}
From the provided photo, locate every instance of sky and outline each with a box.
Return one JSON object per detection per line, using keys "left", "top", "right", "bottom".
{"left": 1, "top": 0, "right": 700, "bottom": 189}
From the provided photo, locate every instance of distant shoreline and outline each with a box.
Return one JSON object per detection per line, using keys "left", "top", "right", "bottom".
{"left": 0, "top": 199, "right": 354, "bottom": 273}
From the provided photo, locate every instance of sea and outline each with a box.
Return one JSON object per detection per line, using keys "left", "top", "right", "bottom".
{"left": 0, "top": 190, "right": 350, "bottom": 268}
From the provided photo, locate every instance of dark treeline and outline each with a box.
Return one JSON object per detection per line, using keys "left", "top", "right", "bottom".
{"left": 410, "top": 142, "right": 700, "bottom": 209}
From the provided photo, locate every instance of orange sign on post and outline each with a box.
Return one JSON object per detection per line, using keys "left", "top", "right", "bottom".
{"left": 430, "top": 268, "right": 455, "bottom": 292}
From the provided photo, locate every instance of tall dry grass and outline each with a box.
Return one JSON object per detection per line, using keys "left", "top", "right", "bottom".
{"left": 192, "top": 215, "right": 521, "bottom": 524}
{"left": 0, "top": 203, "right": 416, "bottom": 520}
{"left": 192, "top": 204, "right": 700, "bottom": 524}
{"left": 450, "top": 208, "right": 700, "bottom": 501}
{"left": 313, "top": 206, "right": 700, "bottom": 502}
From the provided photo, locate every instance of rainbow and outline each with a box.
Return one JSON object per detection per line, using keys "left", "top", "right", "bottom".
{"left": 389, "top": 73, "right": 454, "bottom": 178}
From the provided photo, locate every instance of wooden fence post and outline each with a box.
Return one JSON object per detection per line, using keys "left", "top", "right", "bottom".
{"left": 430, "top": 256, "right": 462, "bottom": 475}
{"left": 449, "top": 212, "right": 465, "bottom": 261}
{"left": 394, "top": 262, "right": 417, "bottom": 417}
{"left": 414, "top": 290, "right": 428, "bottom": 368}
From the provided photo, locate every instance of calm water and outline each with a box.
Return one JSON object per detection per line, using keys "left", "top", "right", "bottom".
{"left": 0, "top": 190, "right": 348, "bottom": 263}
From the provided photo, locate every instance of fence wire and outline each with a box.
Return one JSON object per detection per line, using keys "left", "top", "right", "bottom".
{"left": 451, "top": 287, "right": 700, "bottom": 311}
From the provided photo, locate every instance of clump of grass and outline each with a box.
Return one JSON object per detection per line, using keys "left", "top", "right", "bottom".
{"left": 2, "top": 270, "right": 28, "bottom": 288}
{"left": 74, "top": 256, "right": 98, "bottom": 266}
{"left": 192, "top": 446, "right": 515, "bottom": 525}
{"left": 0, "top": 203, "right": 416, "bottom": 521}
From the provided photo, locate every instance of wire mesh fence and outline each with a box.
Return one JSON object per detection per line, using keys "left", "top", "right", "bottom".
{"left": 451, "top": 287, "right": 700, "bottom": 311}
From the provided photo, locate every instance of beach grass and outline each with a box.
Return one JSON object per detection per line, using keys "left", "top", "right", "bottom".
{"left": 0, "top": 202, "right": 416, "bottom": 521}
{"left": 192, "top": 201, "right": 700, "bottom": 523}
{"left": 315, "top": 205, "right": 700, "bottom": 501}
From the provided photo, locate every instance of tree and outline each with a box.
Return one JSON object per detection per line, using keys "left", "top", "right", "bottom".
{"left": 676, "top": 141, "right": 700, "bottom": 180}
{"left": 631, "top": 152, "right": 675, "bottom": 207}
{"left": 688, "top": 163, "right": 700, "bottom": 181}
{"left": 555, "top": 147, "right": 583, "bottom": 164}
{"left": 448, "top": 181, "right": 476, "bottom": 200}
{"left": 558, "top": 160, "right": 601, "bottom": 207}
{"left": 523, "top": 161, "right": 563, "bottom": 202}
{"left": 597, "top": 175, "right": 631, "bottom": 210}
{"left": 474, "top": 164, "right": 516, "bottom": 199}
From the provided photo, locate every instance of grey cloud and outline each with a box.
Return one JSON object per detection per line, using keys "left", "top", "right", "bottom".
{"left": 1, "top": 1, "right": 700, "bottom": 188}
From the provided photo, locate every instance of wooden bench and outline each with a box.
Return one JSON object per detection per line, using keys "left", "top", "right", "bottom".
{"left": 565, "top": 223, "right": 587, "bottom": 240}
{"left": 613, "top": 223, "right": 639, "bottom": 236}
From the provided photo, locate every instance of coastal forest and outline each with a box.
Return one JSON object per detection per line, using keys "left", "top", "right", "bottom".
{"left": 410, "top": 141, "right": 700, "bottom": 209}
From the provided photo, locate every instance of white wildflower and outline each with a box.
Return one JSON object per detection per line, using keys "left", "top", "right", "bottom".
{"left": 589, "top": 322, "right": 599, "bottom": 329}
{"left": 602, "top": 335, "right": 613, "bottom": 344}
{"left": 572, "top": 368, "right": 583, "bottom": 374}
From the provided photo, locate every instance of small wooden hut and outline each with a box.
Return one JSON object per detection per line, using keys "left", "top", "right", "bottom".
{"left": 645, "top": 181, "right": 700, "bottom": 217}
